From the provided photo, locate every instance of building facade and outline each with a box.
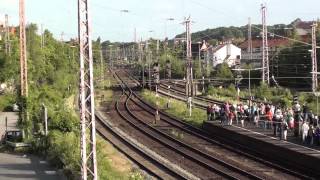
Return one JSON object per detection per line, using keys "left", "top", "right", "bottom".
{"left": 204, "top": 43, "right": 241, "bottom": 67}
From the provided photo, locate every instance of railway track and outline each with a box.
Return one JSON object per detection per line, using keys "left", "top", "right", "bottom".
{"left": 95, "top": 71, "right": 191, "bottom": 180}
{"left": 113, "top": 69, "right": 310, "bottom": 179}
{"left": 121, "top": 68, "right": 314, "bottom": 179}
{"left": 114, "top": 71, "right": 261, "bottom": 179}
{"left": 95, "top": 114, "right": 186, "bottom": 180}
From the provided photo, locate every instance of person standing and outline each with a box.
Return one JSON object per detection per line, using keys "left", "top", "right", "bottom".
{"left": 265, "top": 107, "right": 273, "bottom": 129}
{"left": 207, "top": 104, "right": 211, "bottom": 121}
{"left": 274, "top": 109, "right": 283, "bottom": 137}
{"left": 212, "top": 104, "right": 217, "bottom": 121}
{"left": 302, "top": 121, "right": 309, "bottom": 143}
{"left": 309, "top": 124, "right": 314, "bottom": 145}
{"left": 220, "top": 104, "right": 225, "bottom": 124}
{"left": 214, "top": 104, "right": 220, "bottom": 121}
{"left": 282, "top": 119, "right": 288, "bottom": 141}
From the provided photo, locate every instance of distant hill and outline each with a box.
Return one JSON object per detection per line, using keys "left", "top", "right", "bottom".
{"left": 175, "top": 21, "right": 297, "bottom": 45}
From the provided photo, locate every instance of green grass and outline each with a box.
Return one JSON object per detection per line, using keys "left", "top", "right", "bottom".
{"left": 141, "top": 90, "right": 206, "bottom": 127}
{"left": 94, "top": 74, "right": 144, "bottom": 179}
{"left": 0, "top": 94, "right": 16, "bottom": 111}
{"left": 97, "top": 136, "right": 144, "bottom": 180}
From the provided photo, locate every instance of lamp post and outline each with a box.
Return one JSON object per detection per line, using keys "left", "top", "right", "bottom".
{"left": 120, "top": 10, "right": 129, "bottom": 60}
{"left": 314, "top": 92, "right": 320, "bottom": 115}
{"left": 165, "top": 18, "right": 175, "bottom": 39}
{"left": 202, "top": 76, "right": 205, "bottom": 94}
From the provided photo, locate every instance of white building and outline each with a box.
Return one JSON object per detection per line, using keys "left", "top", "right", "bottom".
{"left": 205, "top": 43, "right": 241, "bottom": 67}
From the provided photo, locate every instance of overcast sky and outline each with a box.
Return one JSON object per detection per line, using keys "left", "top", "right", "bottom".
{"left": 1, "top": 0, "right": 320, "bottom": 42}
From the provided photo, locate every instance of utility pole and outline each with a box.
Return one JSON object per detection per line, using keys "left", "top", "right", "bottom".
{"left": 42, "top": 104, "right": 48, "bottom": 136}
{"left": 146, "top": 40, "right": 151, "bottom": 90}
{"left": 19, "top": 0, "right": 28, "bottom": 97}
{"left": 156, "top": 39, "right": 160, "bottom": 62}
{"left": 183, "top": 17, "right": 193, "bottom": 116}
{"left": 5, "top": 14, "right": 11, "bottom": 56}
{"left": 248, "top": 17, "right": 253, "bottom": 61}
{"left": 78, "top": 0, "right": 98, "bottom": 179}
{"left": 100, "top": 45, "right": 104, "bottom": 82}
{"left": 183, "top": 17, "right": 193, "bottom": 97}
{"left": 261, "top": 4, "right": 269, "bottom": 84}
{"left": 60, "top": 32, "right": 64, "bottom": 42}
{"left": 311, "top": 22, "right": 318, "bottom": 93}
{"left": 41, "top": 24, "right": 44, "bottom": 49}
{"left": 134, "top": 28, "right": 137, "bottom": 43}
{"left": 197, "top": 41, "right": 202, "bottom": 76}
{"left": 138, "top": 39, "right": 142, "bottom": 63}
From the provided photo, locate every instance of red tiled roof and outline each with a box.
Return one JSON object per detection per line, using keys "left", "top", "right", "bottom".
{"left": 295, "top": 21, "right": 313, "bottom": 29}
{"left": 239, "top": 38, "right": 290, "bottom": 49}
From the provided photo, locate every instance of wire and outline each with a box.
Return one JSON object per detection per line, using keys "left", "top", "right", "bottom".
{"left": 188, "top": 0, "right": 316, "bottom": 47}
{"left": 251, "top": 25, "right": 313, "bottom": 46}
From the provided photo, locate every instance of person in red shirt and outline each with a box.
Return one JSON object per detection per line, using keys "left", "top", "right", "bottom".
{"left": 266, "top": 109, "right": 273, "bottom": 129}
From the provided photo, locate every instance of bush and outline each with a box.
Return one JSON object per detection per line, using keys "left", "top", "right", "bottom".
{"left": 47, "top": 130, "right": 80, "bottom": 175}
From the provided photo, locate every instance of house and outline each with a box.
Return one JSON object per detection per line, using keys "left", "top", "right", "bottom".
{"left": 239, "top": 38, "right": 291, "bottom": 68}
{"left": 0, "top": 21, "right": 16, "bottom": 41}
{"left": 292, "top": 19, "right": 313, "bottom": 36}
{"left": 0, "top": 21, "right": 4, "bottom": 41}
{"left": 203, "top": 42, "right": 241, "bottom": 67}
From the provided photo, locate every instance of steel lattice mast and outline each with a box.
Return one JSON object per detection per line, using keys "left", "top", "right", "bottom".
{"left": 19, "top": 0, "right": 28, "bottom": 96}
{"left": 248, "top": 17, "right": 253, "bottom": 61}
{"left": 261, "top": 4, "right": 269, "bottom": 84}
{"left": 184, "top": 17, "right": 193, "bottom": 97}
{"left": 5, "top": 14, "right": 11, "bottom": 55}
{"left": 311, "top": 22, "right": 318, "bottom": 92}
{"left": 78, "top": 0, "right": 98, "bottom": 179}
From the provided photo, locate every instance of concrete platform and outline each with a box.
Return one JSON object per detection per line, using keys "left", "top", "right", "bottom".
{"left": 203, "top": 121, "right": 320, "bottom": 178}
{"left": 0, "top": 112, "right": 19, "bottom": 142}
{"left": 0, "top": 152, "right": 65, "bottom": 180}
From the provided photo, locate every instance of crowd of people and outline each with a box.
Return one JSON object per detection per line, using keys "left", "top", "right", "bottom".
{"left": 206, "top": 100, "right": 320, "bottom": 146}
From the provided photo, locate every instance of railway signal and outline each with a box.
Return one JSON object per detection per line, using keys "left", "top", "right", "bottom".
{"left": 153, "top": 62, "right": 160, "bottom": 85}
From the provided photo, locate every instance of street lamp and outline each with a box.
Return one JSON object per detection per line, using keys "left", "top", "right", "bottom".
{"left": 165, "top": 18, "right": 175, "bottom": 39}
{"left": 120, "top": 10, "right": 130, "bottom": 60}
{"left": 148, "top": 30, "right": 155, "bottom": 40}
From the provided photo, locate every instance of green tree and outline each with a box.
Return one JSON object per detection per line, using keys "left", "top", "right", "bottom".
{"left": 215, "top": 63, "right": 233, "bottom": 79}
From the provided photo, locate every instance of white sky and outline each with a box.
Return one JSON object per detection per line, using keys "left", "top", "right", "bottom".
{"left": 0, "top": 0, "right": 320, "bottom": 42}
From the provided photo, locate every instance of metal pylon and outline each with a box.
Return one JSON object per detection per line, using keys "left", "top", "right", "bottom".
{"left": 183, "top": 17, "right": 193, "bottom": 97}
{"left": 19, "top": 0, "right": 28, "bottom": 96}
{"left": 261, "top": 4, "right": 269, "bottom": 84}
{"left": 5, "top": 14, "right": 11, "bottom": 55}
{"left": 311, "top": 22, "right": 318, "bottom": 92}
{"left": 78, "top": 0, "right": 98, "bottom": 179}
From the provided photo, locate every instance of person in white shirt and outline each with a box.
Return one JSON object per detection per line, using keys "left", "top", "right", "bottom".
{"left": 302, "top": 121, "right": 309, "bottom": 143}
{"left": 282, "top": 120, "right": 288, "bottom": 140}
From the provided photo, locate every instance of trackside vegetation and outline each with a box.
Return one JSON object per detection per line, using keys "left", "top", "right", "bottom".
{"left": 0, "top": 24, "right": 143, "bottom": 179}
